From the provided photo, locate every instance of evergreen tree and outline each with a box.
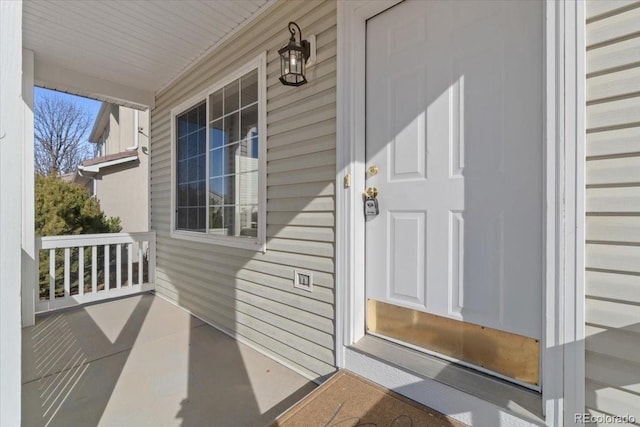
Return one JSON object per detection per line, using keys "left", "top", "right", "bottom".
{"left": 36, "top": 175, "right": 121, "bottom": 297}
{"left": 36, "top": 175, "right": 121, "bottom": 236}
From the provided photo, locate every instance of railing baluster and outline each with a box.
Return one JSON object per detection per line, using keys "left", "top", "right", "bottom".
{"left": 104, "top": 244, "right": 110, "bottom": 291}
{"left": 92, "top": 246, "right": 97, "bottom": 293}
{"left": 34, "top": 232, "right": 155, "bottom": 314}
{"left": 49, "top": 248, "right": 55, "bottom": 301}
{"left": 138, "top": 242, "right": 143, "bottom": 286}
{"left": 116, "top": 244, "right": 122, "bottom": 289}
{"left": 127, "top": 243, "right": 133, "bottom": 287}
{"left": 149, "top": 237, "right": 156, "bottom": 285}
{"left": 78, "top": 247, "right": 84, "bottom": 296}
{"left": 64, "top": 247, "right": 70, "bottom": 296}
{"left": 34, "top": 249, "right": 40, "bottom": 306}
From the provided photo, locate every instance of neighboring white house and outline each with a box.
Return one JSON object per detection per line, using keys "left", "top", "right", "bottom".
{"left": 2, "top": 1, "right": 639, "bottom": 426}
{"left": 69, "top": 103, "right": 150, "bottom": 233}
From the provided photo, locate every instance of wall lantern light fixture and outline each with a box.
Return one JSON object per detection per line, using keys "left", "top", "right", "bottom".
{"left": 278, "top": 21, "right": 315, "bottom": 87}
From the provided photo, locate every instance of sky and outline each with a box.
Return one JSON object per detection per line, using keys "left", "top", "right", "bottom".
{"left": 34, "top": 86, "right": 103, "bottom": 144}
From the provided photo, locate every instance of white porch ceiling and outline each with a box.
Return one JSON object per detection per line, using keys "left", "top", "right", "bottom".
{"left": 23, "top": 0, "right": 271, "bottom": 108}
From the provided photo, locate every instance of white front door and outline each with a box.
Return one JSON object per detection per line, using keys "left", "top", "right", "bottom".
{"left": 365, "top": 0, "right": 543, "bottom": 342}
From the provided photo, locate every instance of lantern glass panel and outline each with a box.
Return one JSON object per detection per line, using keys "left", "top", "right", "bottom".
{"left": 281, "top": 50, "right": 290, "bottom": 74}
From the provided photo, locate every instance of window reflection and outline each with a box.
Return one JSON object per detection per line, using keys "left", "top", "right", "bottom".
{"left": 176, "top": 69, "right": 260, "bottom": 238}
{"left": 175, "top": 101, "right": 206, "bottom": 232}
{"left": 207, "top": 69, "right": 260, "bottom": 238}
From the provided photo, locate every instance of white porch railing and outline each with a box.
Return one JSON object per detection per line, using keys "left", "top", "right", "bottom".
{"left": 35, "top": 231, "right": 156, "bottom": 314}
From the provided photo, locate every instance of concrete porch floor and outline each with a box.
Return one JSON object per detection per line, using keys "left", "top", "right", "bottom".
{"left": 22, "top": 293, "right": 316, "bottom": 427}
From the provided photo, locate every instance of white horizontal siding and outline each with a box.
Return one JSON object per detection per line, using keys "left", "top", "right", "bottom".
{"left": 585, "top": 381, "right": 640, "bottom": 425}
{"left": 586, "top": 156, "right": 640, "bottom": 185}
{"left": 585, "top": 2, "right": 640, "bottom": 423}
{"left": 268, "top": 149, "right": 336, "bottom": 174}
{"left": 587, "top": 7, "right": 640, "bottom": 47}
{"left": 587, "top": 97, "right": 640, "bottom": 130}
{"left": 267, "top": 225, "right": 334, "bottom": 242}
{"left": 267, "top": 211, "right": 334, "bottom": 227}
{"left": 586, "top": 325, "right": 640, "bottom": 364}
{"left": 150, "top": 0, "right": 337, "bottom": 380}
{"left": 586, "top": 299, "right": 640, "bottom": 331}
{"left": 586, "top": 271, "right": 640, "bottom": 304}
{"left": 586, "top": 187, "right": 640, "bottom": 212}
{"left": 269, "top": 181, "right": 334, "bottom": 198}
{"left": 587, "top": 127, "right": 640, "bottom": 157}
{"left": 587, "top": 67, "right": 640, "bottom": 102}
{"left": 586, "top": 244, "right": 640, "bottom": 274}
{"left": 587, "top": 217, "right": 640, "bottom": 242}
{"left": 586, "top": 37, "right": 640, "bottom": 76}
{"left": 587, "top": 0, "right": 639, "bottom": 20}
{"left": 586, "top": 352, "right": 640, "bottom": 395}
{"left": 268, "top": 119, "right": 335, "bottom": 148}
{"left": 269, "top": 135, "right": 336, "bottom": 161}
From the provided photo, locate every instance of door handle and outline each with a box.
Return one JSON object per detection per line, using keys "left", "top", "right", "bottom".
{"left": 365, "top": 187, "right": 379, "bottom": 198}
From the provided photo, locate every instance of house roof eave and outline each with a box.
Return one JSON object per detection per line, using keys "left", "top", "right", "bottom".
{"left": 79, "top": 151, "right": 138, "bottom": 173}
{"left": 88, "top": 102, "right": 111, "bottom": 143}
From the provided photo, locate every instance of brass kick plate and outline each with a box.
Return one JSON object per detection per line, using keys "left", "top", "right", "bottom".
{"left": 367, "top": 299, "right": 540, "bottom": 385}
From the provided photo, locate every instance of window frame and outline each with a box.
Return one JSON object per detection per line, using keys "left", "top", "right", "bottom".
{"left": 170, "top": 53, "right": 267, "bottom": 252}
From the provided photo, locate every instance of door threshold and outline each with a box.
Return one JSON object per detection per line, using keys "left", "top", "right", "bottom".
{"left": 349, "top": 335, "right": 544, "bottom": 424}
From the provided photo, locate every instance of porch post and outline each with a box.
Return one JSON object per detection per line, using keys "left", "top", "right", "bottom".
{"left": 0, "top": 0, "right": 24, "bottom": 424}
{"left": 561, "top": 0, "right": 586, "bottom": 423}
{"left": 22, "top": 49, "right": 35, "bottom": 328}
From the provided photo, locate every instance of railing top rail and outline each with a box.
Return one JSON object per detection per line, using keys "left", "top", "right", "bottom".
{"left": 36, "top": 231, "right": 156, "bottom": 250}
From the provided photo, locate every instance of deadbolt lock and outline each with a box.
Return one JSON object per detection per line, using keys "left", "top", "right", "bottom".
{"left": 368, "top": 165, "right": 379, "bottom": 176}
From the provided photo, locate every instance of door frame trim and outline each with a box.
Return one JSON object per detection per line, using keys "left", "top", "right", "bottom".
{"left": 335, "top": 1, "right": 585, "bottom": 425}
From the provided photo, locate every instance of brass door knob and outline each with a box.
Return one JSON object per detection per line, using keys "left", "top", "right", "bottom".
{"left": 365, "top": 187, "right": 379, "bottom": 198}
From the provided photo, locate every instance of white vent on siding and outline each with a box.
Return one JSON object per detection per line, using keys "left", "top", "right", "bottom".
{"left": 294, "top": 270, "right": 313, "bottom": 292}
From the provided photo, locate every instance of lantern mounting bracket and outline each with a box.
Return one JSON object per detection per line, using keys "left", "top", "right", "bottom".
{"left": 287, "top": 22, "right": 311, "bottom": 62}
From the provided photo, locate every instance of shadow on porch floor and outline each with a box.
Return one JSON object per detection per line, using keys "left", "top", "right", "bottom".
{"left": 22, "top": 293, "right": 316, "bottom": 427}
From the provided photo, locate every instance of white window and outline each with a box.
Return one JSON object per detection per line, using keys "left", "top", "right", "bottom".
{"left": 171, "top": 54, "right": 267, "bottom": 251}
{"left": 96, "top": 127, "right": 108, "bottom": 157}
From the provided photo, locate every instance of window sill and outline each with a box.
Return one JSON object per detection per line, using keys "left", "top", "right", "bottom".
{"left": 170, "top": 229, "right": 265, "bottom": 253}
{"left": 349, "top": 335, "right": 544, "bottom": 424}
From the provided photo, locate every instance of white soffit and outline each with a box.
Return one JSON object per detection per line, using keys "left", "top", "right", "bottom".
{"left": 23, "top": 0, "right": 270, "bottom": 107}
